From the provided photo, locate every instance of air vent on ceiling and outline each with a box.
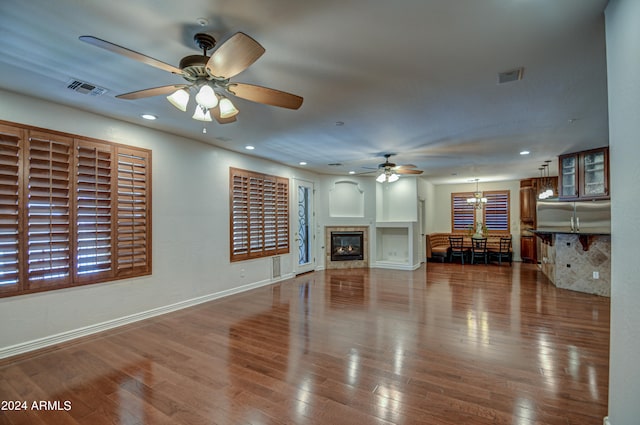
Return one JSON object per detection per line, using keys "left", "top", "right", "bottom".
{"left": 66, "top": 79, "right": 108, "bottom": 96}
{"left": 497, "top": 67, "right": 524, "bottom": 85}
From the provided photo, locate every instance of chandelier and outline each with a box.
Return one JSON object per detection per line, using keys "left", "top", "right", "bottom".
{"left": 466, "top": 179, "right": 487, "bottom": 209}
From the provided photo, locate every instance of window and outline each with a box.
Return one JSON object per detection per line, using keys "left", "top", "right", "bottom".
{"left": 451, "top": 190, "right": 510, "bottom": 233}
{"left": 230, "top": 167, "right": 289, "bottom": 262}
{"left": 0, "top": 121, "right": 151, "bottom": 298}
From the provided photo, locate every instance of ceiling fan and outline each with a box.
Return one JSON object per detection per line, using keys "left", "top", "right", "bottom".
{"left": 369, "top": 154, "right": 424, "bottom": 183}
{"left": 79, "top": 32, "right": 303, "bottom": 124}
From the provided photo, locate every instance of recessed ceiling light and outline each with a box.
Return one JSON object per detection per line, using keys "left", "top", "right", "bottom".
{"left": 520, "top": 150, "right": 530, "bottom": 155}
{"left": 299, "top": 161, "right": 307, "bottom": 166}
{"left": 349, "top": 171, "right": 356, "bottom": 175}
{"left": 245, "top": 145, "right": 255, "bottom": 150}
{"left": 141, "top": 114, "right": 157, "bottom": 120}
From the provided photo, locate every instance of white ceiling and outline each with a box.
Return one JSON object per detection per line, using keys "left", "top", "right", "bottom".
{"left": 0, "top": 0, "right": 609, "bottom": 184}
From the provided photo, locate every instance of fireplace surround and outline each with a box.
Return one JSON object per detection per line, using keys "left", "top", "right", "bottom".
{"left": 331, "top": 231, "right": 364, "bottom": 261}
{"left": 325, "top": 226, "right": 369, "bottom": 269}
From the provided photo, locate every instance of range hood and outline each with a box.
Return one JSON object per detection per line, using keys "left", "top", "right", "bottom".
{"left": 536, "top": 199, "right": 611, "bottom": 234}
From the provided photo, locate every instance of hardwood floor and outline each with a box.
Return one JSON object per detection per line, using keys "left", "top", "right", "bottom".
{"left": 0, "top": 263, "right": 610, "bottom": 425}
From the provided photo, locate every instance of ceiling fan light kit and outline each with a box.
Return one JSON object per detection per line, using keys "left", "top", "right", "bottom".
{"left": 166, "top": 88, "right": 190, "bottom": 111}
{"left": 194, "top": 85, "right": 218, "bottom": 109}
{"left": 192, "top": 106, "right": 212, "bottom": 122}
{"left": 80, "top": 31, "right": 303, "bottom": 125}
{"left": 373, "top": 154, "right": 423, "bottom": 183}
{"left": 219, "top": 97, "right": 239, "bottom": 118}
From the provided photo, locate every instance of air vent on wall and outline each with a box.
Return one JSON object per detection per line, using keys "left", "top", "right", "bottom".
{"left": 497, "top": 67, "right": 524, "bottom": 85}
{"left": 66, "top": 79, "right": 108, "bottom": 96}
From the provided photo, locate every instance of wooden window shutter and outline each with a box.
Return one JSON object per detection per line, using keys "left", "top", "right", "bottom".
{"left": 248, "top": 176, "right": 264, "bottom": 255}
{"left": 483, "top": 190, "right": 510, "bottom": 233}
{"left": 263, "top": 177, "right": 277, "bottom": 252}
{"left": 0, "top": 124, "right": 24, "bottom": 294}
{"left": 116, "top": 147, "right": 151, "bottom": 276}
{"left": 26, "top": 131, "right": 73, "bottom": 289}
{"left": 231, "top": 170, "right": 249, "bottom": 260}
{"left": 451, "top": 192, "right": 475, "bottom": 231}
{"left": 75, "top": 140, "right": 115, "bottom": 282}
{"left": 229, "top": 167, "right": 289, "bottom": 262}
{"left": 275, "top": 178, "right": 289, "bottom": 253}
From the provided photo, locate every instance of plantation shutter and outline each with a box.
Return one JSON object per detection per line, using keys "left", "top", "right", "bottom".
{"left": 248, "top": 176, "right": 264, "bottom": 254}
{"left": 263, "top": 178, "right": 277, "bottom": 252}
{"left": 0, "top": 125, "right": 24, "bottom": 294}
{"left": 451, "top": 193, "right": 475, "bottom": 231}
{"left": 483, "top": 190, "right": 510, "bottom": 233}
{"left": 116, "top": 147, "right": 150, "bottom": 276}
{"left": 231, "top": 171, "right": 250, "bottom": 259}
{"left": 230, "top": 167, "right": 289, "bottom": 262}
{"left": 275, "top": 178, "right": 289, "bottom": 253}
{"left": 75, "top": 141, "right": 114, "bottom": 281}
{"left": 26, "top": 132, "right": 73, "bottom": 289}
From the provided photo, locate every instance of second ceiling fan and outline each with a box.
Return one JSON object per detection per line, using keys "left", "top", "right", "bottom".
{"left": 80, "top": 31, "right": 303, "bottom": 124}
{"left": 371, "top": 154, "right": 424, "bottom": 183}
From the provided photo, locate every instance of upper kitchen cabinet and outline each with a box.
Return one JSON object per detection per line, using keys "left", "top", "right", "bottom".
{"left": 520, "top": 178, "right": 537, "bottom": 223}
{"left": 559, "top": 147, "right": 609, "bottom": 200}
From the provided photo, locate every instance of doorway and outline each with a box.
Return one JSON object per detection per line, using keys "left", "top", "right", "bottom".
{"left": 294, "top": 179, "right": 315, "bottom": 274}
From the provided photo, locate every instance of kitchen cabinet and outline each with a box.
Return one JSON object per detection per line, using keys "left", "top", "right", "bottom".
{"left": 559, "top": 147, "right": 609, "bottom": 200}
{"left": 519, "top": 179, "right": 537, "bottom": 223}
{"left": 520, "top": 235, "right": 537, "bottom": 263}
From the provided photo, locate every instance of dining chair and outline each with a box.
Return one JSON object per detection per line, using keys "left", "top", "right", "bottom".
{"left": 491, "top": 236, "right": 512, "bottom": 265}
{"left": 470, "top": 237, "right": 488, "bottom": 265}
{"left": 448, "top": 236, "right": 467, "bottom": 264}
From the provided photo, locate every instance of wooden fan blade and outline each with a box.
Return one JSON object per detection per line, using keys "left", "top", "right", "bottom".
{"left": 396, "top": 169, "right": 423, "bottom": 175}
{"left": 396, "top": 164, "right": 417, "bottom": 169}
{"left": 116, "top": 85, "right": 188, "bottom": 100}
{"left": 227, "top": 83, "right": 303, "bottom": 109}
{"left": 79, "top": 36, "right": 183, "bottom": 75}
{"left": 211, "top": 105, "right": 237, "bottom": 124}
{"left": 205, "top": 32, "right": 265, "bottom": 79}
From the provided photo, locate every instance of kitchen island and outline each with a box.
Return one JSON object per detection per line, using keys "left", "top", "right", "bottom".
{"left": 530, "top": 229, "right": 611, "bottom": 297}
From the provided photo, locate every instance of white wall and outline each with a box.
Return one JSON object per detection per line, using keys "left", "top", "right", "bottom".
{"left": 605, "top": 1, "right": 640, "bottom": 423}
{"left": 0, "top": 89, "right": 316, "bottom": 354}
{"left": 419, "top": 178, "right": 436, "bottom": 234}
{"left": 316, "top": 175, "right": 377, "bottom": 270}
{"left": 430, "top": 180, "right": 522, "bottom": 260}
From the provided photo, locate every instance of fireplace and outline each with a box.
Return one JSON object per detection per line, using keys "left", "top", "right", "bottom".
{"left": 331, "top": 231, "right": 364, "bottom": 261}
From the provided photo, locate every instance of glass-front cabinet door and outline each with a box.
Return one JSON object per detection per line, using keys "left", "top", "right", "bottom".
{"left": 559, "top": 154, "right": 578, "bottom": 199}
{"left": 582, "top": 149, "right": 608, "bottom": 198}
{"left": 558, "top": 147, "right": 609, "bottom": 200}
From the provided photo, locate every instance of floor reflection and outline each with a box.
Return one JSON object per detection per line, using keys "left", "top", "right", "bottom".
{"left": 0, "top": 263, "right": 610, "bottom": 424}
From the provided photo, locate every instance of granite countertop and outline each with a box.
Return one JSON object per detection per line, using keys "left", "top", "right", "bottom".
{"left": 529, "top": 228, "right": 611, "bottom": 236}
